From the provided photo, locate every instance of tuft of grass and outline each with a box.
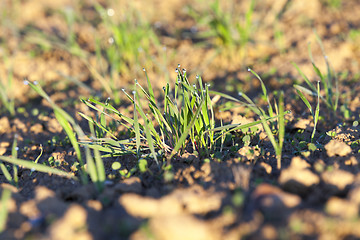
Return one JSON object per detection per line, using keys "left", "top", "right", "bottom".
{"left": 26, "top": 80, "right": 106, "bottom": 192}
{"left": 188, "top": 0, "right": 256, "bottom": 58}
{"left": 211, "top": 68, "right": 289, "bottom": 169}
{"left": 82, "top": 66, "right": 288, "bottom": 169}
{"left": 80, "top": 67, "right": 218, "bottom": 164}
{"left": 241, "top": 69, "right": 288, "bottom": 170}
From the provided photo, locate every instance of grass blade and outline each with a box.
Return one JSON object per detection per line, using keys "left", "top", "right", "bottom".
{"left": 0, "top": 188, "right": 11, "bottom": 233}
{"left": 0, "top": 156, "right": 77, "bottom": 179}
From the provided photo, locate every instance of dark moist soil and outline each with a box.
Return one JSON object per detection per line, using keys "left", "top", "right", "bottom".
{"left": 1, "top": 0, "right": 360, "bottom": 239}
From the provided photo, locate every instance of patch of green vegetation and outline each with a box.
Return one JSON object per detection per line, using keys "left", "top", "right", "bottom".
{"left": 188, "top": 0, "right": 256, "bottom": 58}
{"left": 0, "top": 56, "right": 15, "bottom": 116}
{"left": 0, "top": 188, "right": 11, "bottom": 233}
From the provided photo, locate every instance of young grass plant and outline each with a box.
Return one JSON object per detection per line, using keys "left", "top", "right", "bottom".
{"left": 210, "top": 68, "right": 289, "bottom": 169}
{"left": 26, "top": 80, "right": 106, "bottom": 192}
{"left": 0, "top": 58, "right": 15, "bottom": 116}
{"left": 80, "top": 67, "right": 217, "bottom": 164}
{"left": 0, "top": 188, "right": 12, "bottom": 233}
{"left": 82, "top": 66, "right": 289, "bottom": 170}
{"left": 295, "top": 81, "right": 320, "bottom": 143}
{"left": 293, "top": 34, "right": 339, "bottom": 116}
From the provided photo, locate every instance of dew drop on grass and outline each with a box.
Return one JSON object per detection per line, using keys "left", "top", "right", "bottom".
{"left": 15, "top": 147, "right": 19, "bottom": 151}
{"left": 107, "top": 8, "right": 115, "bottom": 17}
{"left": 122, "top": 88, "right": 126, "bottom": 92}
{"left": 238, "top": 92, "right": 243, "bottom": 96}
{"left": 132, "top": 91, "right": 136, "bottom": 95}
{"left": 108, "top": 37, "right": 114, "bottom": 44}
{"left": 247, "top": 68, "right": 251, "bottom": 72}
{"left": 175, "top": 68, "right": 179, "bottom": 73}
{"left": 134, "top": 79, "right": 138, "bottom": 83}
{"left": 23, "top": 80, "right": 29, "bottom": 85}
{"left": 182, "top": 69, "right": 186, "bottom": 74}
{"left": 196, "top": 75, "right": 199, "bottom": 79}
{"left": 33, "top": 81, "right": 38, "bottom": 85}
{"left": 142, "top": 68, "right": 146, "bottom": 72}
{"left": 177, "top": 64, "right": 181, "bottom": 68}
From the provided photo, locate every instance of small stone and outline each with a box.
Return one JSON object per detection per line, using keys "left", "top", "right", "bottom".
{"left": 30, "top": 123, "right": 43, "bottom": 134}
{"left": 0, "top": 142, "right": 10, "bottom": 155}
{"left": 279, "top": 158, "right": 320, "bottom": 196}
{"left": 325, "top": 140, "right": 352, "bottom": 157}
{"left": 86, "top": 200, "right": 102, "bottom": 211}
{"left": 325, "top": 197, "right": 358, "bottom": 219}
{"left": 150, "top": 214, "right": 219, "bottom": 240}
{"left": 344, "top": 156, "right": 358, "bottom": 166}
{"left": 48, "top": 204, "right": 91, "bottom": 240}
{"left": 348, "top": 184, "right": 360, "bottom": 204}
{"left": 251, "top": 184, "right": 301, "bottom": 221}
{"left": 260, "top": 162, "right": 272, "bottom": 174}
{"left": 289, "top": 156, "right": 311, "bottom": 169}
{"left": 114, "top": 177, "right": 142, "bottom": 194}
{"left": 252, "top": 184, "right": 302, "bottom": 209}
{"left": 0, "top": 117, "right": 10, "bottom": 135}
{"left": 322, "top": 169, "right": 354, "bottom": 192}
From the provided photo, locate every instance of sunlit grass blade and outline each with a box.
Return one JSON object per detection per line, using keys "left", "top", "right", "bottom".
{"left": 248, "top": 68, "right": 274, "bottom": 116}
{"left": 277, "top": 91, "right": 285, "bottom": 169}
{"left": 0, "top": 163, "right": 13, "bottom": 185}
{"left": 169, "top": 98, "right": 205, "bottom": 160}
{"left": 0, "top": 188, "right": 11, "bottom": 233}
{"left": 133, "top": 87, "right": 141, "bottom": 158}
{"left": 134, "top": 91, "right": 159, "bottom": 164}
{"left": 27, "top": 81, "right": 87, "bottom": 183}
{"left": 292, "top": 62, "right": 317, "bottom": 93}
{"left": 78, "top": 112, "right": 117, "bottom": 139}
{"left": 295, "top": 88, "right": 313, "bottom": 115}
{"left": 11, "top": 137, "right": 18, "bottom": 187}
{"left": 312, "top": 81, "right": 320, "bottom": 142}
{"left": 0, "top": 156, "right": 77, "bottom": 179}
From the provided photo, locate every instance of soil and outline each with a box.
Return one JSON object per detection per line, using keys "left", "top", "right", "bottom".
{"left": 1, "top": 0, "right": 360, "bottom": 239}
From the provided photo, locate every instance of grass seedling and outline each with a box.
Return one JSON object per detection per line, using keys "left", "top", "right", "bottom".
{"left": 0, "top": 58, "right": 15, "bottom": 116}
{"left": 210, "top": 68, "right": 289, "bottom": 169}
{"left": 293, "top": 33, "right": 339, "bottom": 116}
{"left": 11, "top": 137, "right": 18, "bottom": 187}
{"left": 80, "top": 67, "right": 219, "bottom": 165}
{"left": 0, "top": 137, "right": 20, "bottom": 187}
{"left": 247, "top": 68, "right": 287, "bottom": 169}
{"left": 295, "top": 81, "right": 320, "bottom": 143}
{"left": 26, "top": 80, "right": 106, "bottom": 192}
{"left": 0, "top": 188, "right": 12, "bottom": 233}
{"left": 0, "top": 155, "right": 77, "bottom": 179}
